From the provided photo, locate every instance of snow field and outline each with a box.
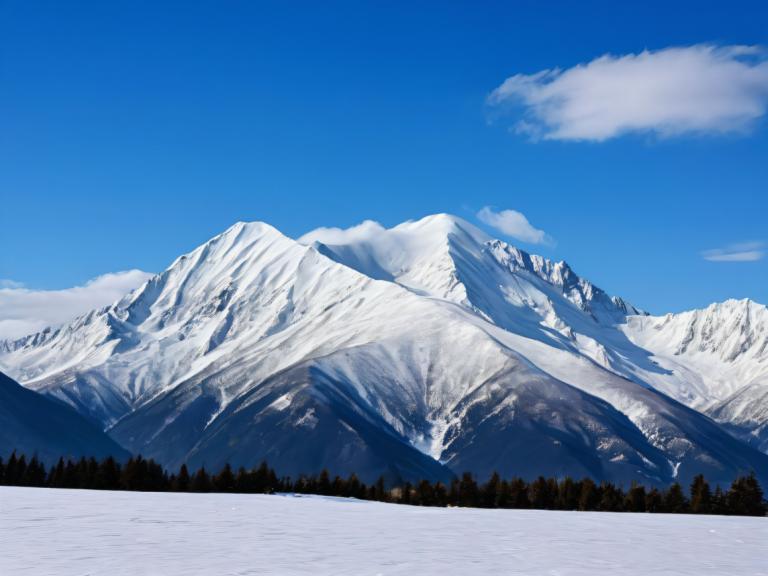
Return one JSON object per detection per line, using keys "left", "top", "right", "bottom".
{"left": 2, "top": 487, "right": 766, "bottom": 576}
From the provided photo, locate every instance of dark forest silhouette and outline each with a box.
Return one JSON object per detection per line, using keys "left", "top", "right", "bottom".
{"left": 1, "top": 451, "right": 765, "bottom": 516}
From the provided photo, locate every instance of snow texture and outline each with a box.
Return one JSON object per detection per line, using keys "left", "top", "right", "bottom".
{"left": 2, "top": 487, "right": 766, "bottom": 576}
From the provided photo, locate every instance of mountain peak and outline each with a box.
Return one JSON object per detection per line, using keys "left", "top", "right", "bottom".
{"left": 395, "top": 213, "right": 490, "bottom": 244}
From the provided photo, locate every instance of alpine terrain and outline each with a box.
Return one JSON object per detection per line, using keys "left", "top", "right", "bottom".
{"left": 0, "top": 371, "right": 129, "bottom": 464}
{"left": 1, "top": 215, "right": 767, "bottom": 486}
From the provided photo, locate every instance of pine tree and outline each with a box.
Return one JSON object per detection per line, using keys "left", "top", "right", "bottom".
{"left": 433, "top": 482, "right": 448, "bottom": 507}
{"left": 191, "top": 467, "right": 211, "bottom": 492}
{"left": 598, "top": 482, "right": 624, "bottom": 512}
{"left": 213, "top": 463, "right": 235, "bottom": 492}
{"left": 711, "top": 485, "right": 727, "bottom": 515}
{"left": 558, "top": 477, "right": 579, "bottom": 510}
{"left": 14, "top": 455, "right": 28, "bottom": 487}
{"left": 664, "top": 482, "right": 688, "bottom": 513}
{"left": 448, "top": 478, "right": 460, "bottom": 506}
{"left": 47, "top": 457, "right": 65, "bottom": 488}
{"left": 234, "top": 467, "right": 251, "bottom": 493}
{"left": 63, "top": 459, "right": 78, "bottom": 488}
{"left": 625, "top": 482, "right": 646, "bottom": 513}
{"left": 727, "top": 473, "right": 766, "bottom": 516}
{"left": 346, "top": 474, "right": 364, "bottom": 499}
{"left": 458, "top": 472, "right": 478, "bottom": 507}
{"left": 689, "top": 474, "right": 712, "bottom": 514}
{"left": 317, "top": 469, "right": 331, "bottom": 496}
{"left": 529, "top": 476, "right": 552, "bottom": 509}
{"left": 496, "top": 479, "right": 511, "bottom": 508}
{"left": 483, "top": 472, "right": 501, "bottom": 508}
{"left": 416, "top": 479, "right": 435, "bottom": 506}
{"left": 508, "top": 477, "right": 530, "bottom": 509}
{"left": 4, "top": 452, "right": 19, "bottom": 485}
{"left": 400, "top": 481, "right": 413, "bottom": 505}
{"left": 645, "top": 488, "right": 663, "bottom": 513}
{"left": 95, "top": 456, "right": 121, "bottom": 490}
{"left": 171, "top": 464, "right": 190, "bottom": 492}
{"left": 332, "top": 475, "right": 346, "bottom": 497}
{"left": 21, "top": 456, "right": 47, "bottom": 486}
{"left": 374, "top": 476, "right": 387, "bottom": 502}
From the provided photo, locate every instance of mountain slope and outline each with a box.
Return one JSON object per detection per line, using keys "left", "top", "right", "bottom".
{"left": 622, "top": 299, "right": 768, "bottom": 451}
{"left": 1, "top": 216, "right": 767, "bottom": 486}
{"left": 0, "top": 371, "right": 129, "bottom": 464}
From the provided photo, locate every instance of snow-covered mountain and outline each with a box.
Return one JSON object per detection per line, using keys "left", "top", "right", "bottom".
{"left": 622, "top": 299, "right": 768, "bottom": 452}
{"left": 1, "top": 215, "right": 767, "bottom": 486}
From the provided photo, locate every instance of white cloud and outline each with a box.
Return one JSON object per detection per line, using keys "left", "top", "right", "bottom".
{"left": 701, "top": 242, "right": 764, "bottom": 262}
{"left": 0, "top": 269, "right": 154, "bottom": 340}
{"left": 488, "top": 44, "right": 768, "bottom": 141}
{"left": 476, "top": 207, "right": 552, "bottom": 245}
{"left": 298, "top": 220, "right": 386, "bottom": 245}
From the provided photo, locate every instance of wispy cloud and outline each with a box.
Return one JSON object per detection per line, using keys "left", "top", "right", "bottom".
{"left": 701, "top": 241, "right": 764, "bottom": 262}
{"left": 488, "top": 44, "right": 768, "bottom": 141}
{"left": 0, "top": 270, "right": 154, "bottom": 340}
{"left": 298, "top": 220, "right": 385, "bottom": 245}
{"left": 477, "top": 207, "right": 552, "bottom": 245}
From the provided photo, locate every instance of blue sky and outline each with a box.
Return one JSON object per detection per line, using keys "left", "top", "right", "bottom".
{"left": 1, "top": 0, "right": 766, "bottom": 316}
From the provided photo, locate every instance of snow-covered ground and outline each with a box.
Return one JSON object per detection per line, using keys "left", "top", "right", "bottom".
{"left": 1, "top": 487, "right": 766, "bottom": 575}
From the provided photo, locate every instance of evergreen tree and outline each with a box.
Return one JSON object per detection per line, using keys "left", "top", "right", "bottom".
{"left": 645, "top": 488, "right": 663, "bottom": 513}
{"left": 213, "top": 463, "right": 235, "bottom": 492}
{"left": 578, "top": 478, "right": 599, "bottom": 511}
{"left": 14, "top": 455, "right": 28, "bottom": 487}
{"left": 346, "top": 473, "right": 364, "bottom": 499}
{"left": 598, "top": 482, "right": 624, "bottom": 512}
{"left": 416, "top": 479, "right": 435, "bottom": 506}
{"left": 332, "top": 475, "right": 346, "bottom": 497}
{"left": 448, "top": 478, "right": 460, "bottom": 506}
{"left": 433, "top": 482, "right": 448, "bottom": 507}
{"left": 496, "top": 479, "right": 511, "bottom": 508}
{"left": 529, "top": 476, "right": 553, "bottom": 510}
{"left": 5, "top": 452, "right": 19, "bottom": 485}
{"left": 689, "top": 474, "right": 712, "bottom": 514}
{"left": 711, "top": 485, "right": 727, "bottom": 515}
{"left": 63, "top": 459, "right": 79, "bottom": 488}
{"left": 317, "top": 469, "right": 331, "bottom": 496}
{"left": 727, "top": 473, "right": 766, "bottom": 516}
{"left": 625, "top": 482, "right": 646, "bottom": 513}
{"left": 558, "top": 477, "right": 579, "bottom": 510}
{"left": 483, "top": 472, "right": 502, "bottom": 508}
{"left": 21, "top": 456, "right": 47, "bottom": 486}
{"left": 191, "top": 467, "right": 212, "bottom": 492}
{"left": 508, "top": 478, "right": 530, "bottom": 509}
{"left": 234, "top": 467, "right": 251, "bottom": 493}
{"left": 664, "top": 482, "right": 688, "bottom": 514}
{"left": 96, "top": 456, "right": 121, "bottom": 490}
{"left": 458, "top": 473, "right": 478, "bottom": 507}
{"left": 373, "top": 476, "right": 387, "bottom": 502}
{"left": 400, "top": 481, "right": 413, "bottom": 505}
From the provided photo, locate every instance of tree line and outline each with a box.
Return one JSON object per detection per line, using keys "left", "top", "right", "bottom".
{"left": 1, "top": 451, "right": 765, "bottom": 516}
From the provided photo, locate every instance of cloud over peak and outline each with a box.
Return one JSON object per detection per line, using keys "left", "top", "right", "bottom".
{"left": 476, "top": 207, "right": 552, "bottom": 245}
{"left": 488, "top": 44, "right": 768, "bottom": 141}
{"left": 297, "top": 220, "right": 386, "bottom": 246}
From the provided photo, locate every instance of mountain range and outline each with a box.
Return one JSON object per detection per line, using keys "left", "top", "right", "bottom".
{"left": 1, "top": 214, "right": 767, "bottom": 486}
